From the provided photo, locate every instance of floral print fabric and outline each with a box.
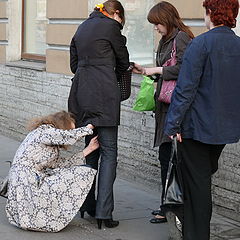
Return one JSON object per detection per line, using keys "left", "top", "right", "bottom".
{"left": 5, "top": 125, "right": 96, "bottom": 232}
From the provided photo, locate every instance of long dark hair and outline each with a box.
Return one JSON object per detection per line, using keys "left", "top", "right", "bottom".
{"left": 147, "top": 1, "right": 194, "bottom": 40}
{"left": 94, "top": 0, "right": 125, "bottom": 25}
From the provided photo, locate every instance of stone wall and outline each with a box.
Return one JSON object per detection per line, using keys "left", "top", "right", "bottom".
{"left": 0, "top": 63, "right": 161, "bottom": 188}
{"left": 0, "top": 63, "right": 239, "bottom": 222}
{"left": 0, "top": 64, "right": 71, "bottom": 138}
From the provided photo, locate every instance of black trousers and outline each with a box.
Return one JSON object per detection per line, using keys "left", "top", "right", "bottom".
{"left": 178, "top": 139, "right": 225, "bottom": 240}
{"left": 81, "top": 126, "right": 118, "bottom": 219}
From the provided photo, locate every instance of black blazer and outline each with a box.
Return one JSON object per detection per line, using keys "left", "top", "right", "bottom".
{"left": 165, "top": 26, "right": 240, "bottom": 144}
{"left": 68, "top": 11, "right": 130, "bottom": 127}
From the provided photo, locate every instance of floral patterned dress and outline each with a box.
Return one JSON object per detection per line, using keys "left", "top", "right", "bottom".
{"left": 5, "top": 124, "right": 97, "bottom": 232}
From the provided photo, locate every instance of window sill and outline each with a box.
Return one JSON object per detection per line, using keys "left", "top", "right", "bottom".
{"left": 6, "top": 60, "right": 46, "bottom": 71}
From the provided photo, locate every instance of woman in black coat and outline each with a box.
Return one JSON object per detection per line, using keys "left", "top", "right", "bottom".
{"left": 68, "top": 0, "right": 130, "bottom": 229}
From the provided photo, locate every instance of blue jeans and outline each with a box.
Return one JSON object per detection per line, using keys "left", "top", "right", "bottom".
{"left": 81, "top": 126, "right": 118, "bottom": 219}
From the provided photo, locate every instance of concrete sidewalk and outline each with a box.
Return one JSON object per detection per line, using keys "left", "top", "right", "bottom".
{"left": 0, "top": 134, "right": 240, "bottom": 240}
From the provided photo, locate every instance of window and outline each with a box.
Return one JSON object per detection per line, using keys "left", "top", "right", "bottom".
{"left": 89, "top": 0, "right": 154, "bottom": 65}
{"left": 22, "top": 0, "right": 47, "bottom": 61}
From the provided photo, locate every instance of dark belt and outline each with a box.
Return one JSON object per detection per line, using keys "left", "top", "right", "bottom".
{"left": 78, "top": 57, "right": 115, "bottom": 67}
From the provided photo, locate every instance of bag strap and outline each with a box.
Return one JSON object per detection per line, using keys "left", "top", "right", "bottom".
{"left": 169, "top": 136, "right": 179, "bottom": 165}
{"left": 170, "top": 39, "right": 177, "bottom": 58}
{"left": 171, "top": 30, "right": 182, "bottom": 58}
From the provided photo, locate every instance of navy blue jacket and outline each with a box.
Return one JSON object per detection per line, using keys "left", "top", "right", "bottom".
{"left": 164, "top": 26, "right": 240, "bottom": 144}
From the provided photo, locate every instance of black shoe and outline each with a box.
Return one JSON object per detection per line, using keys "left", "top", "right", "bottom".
{"left": 150, "top": 216, "right": 167, "bottom": 224}
{"left": 151, "top": 209, "right": 164, "bottom": 216}
{"left": 97, "top": 219, "right": 119, "bottom": 229}
{"left": 80, "top": 210, "right": 96, "bottom": 218}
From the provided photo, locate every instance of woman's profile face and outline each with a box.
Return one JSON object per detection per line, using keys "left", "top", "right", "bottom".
{"left": 112, "top": 12, "right": 122, "bottom": 24}
{"left": 154, "top": 24, "right": 167, "bottom": 36}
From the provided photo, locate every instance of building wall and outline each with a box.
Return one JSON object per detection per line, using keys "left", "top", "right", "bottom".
{"left": 235, "top": 12, "right": 240, "bottom": 35}
{"left": 46, "top": 0, "right": 87, "bottom": 75}
{"left": 0, "top": 0, "right": 7, "bottom": 63}
{"left": 0, "top": 0, "right": 240, "bottom": 222}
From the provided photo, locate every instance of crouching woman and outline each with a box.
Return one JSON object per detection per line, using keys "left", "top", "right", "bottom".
{"left": 5, "top": 111, "right": 99, "bottom": 232}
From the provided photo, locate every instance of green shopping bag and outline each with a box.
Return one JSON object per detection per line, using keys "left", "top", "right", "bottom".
{"left": 133, "top": 75, "right": 155, "bottom": 111}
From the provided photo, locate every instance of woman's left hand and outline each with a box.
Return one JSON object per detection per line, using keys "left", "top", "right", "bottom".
{"left": 83, "top": 136, "right": 99, "bottom": 157}
{"left": 170, "top": 133, "right": 182, "bottom": 142}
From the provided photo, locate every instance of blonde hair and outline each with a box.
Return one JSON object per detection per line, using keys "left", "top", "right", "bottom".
{"left": 30, "top": 111, "right": 76, "bottom": 170}
{"left": 27, "top": 111, "right": 75, "bottom": 131}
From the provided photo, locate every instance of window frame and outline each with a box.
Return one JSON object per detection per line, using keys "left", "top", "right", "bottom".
{"left": 21, "top": 0, "right": 46, "bottom": 61}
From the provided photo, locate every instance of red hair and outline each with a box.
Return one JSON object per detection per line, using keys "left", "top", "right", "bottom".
{"left": 203, "top": 0, "right": 239, "bottom": 28}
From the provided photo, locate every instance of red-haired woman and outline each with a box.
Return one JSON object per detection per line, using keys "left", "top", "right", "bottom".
{"left": 165, "top": 0, "right": 240, "bottom": 239}
{"left": 134, "top": 1, "right": 193, "bottom": 224}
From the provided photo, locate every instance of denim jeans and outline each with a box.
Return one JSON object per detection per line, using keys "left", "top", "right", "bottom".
{"left": 81, "top": 126, "right": 118, "bottom": 219}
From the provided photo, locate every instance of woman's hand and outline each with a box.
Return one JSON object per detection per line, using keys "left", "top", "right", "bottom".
{"left": 82, "top": 136, "right": 99, "bottom": 157}
{"left": 133, "top": 63, "right": 145, "bottom": 74}
{"left": 144, "top": 67, "right": 163, "bottom": 76}
{"left": 170, "top": 133, "right": 182, "bottom": 142}
{"left": 86, "top": 124, "right": 94, "bottom": 129}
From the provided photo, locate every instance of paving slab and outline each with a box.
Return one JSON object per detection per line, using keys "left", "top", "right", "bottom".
{"left": 0, "top": 134, "right": 239, "bottom": 240}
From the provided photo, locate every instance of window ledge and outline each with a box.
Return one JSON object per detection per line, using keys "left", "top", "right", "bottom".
{"left": 6, "top": 60, "right": 46, "bottom": 71}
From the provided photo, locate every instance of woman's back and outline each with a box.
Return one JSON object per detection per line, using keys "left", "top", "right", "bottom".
{"left": 168, "top": 26, "right": 240, "bottom": 144}
{"left": 69, "top": 11, "right": 130, "bottom": 127}
{"left": 73, "top": 11, "right": 122, "bottom": 59}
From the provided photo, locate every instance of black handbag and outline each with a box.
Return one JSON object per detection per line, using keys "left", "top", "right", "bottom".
{"left": 162, "top": 137, "right": 183, "bottom": 207}
{"left": 0, "top": 161, "right": 12, "bottom": 199}
{"left": 0, "top": 176, "right": 8, "bottom": 198}
{"left": 118, "top": 63, "right": 134, "bottom": 101}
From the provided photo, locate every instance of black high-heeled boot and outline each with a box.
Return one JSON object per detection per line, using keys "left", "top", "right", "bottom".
{"left": 97, "top": 219, "right": 119, "bottom": 229}
{"left": 80, "top": 210, "right": 96, "bottom": 219}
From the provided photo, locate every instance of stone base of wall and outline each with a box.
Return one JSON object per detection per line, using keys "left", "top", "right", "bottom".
{"left": 0, "top": 63, "right": 239, "bottom": 222}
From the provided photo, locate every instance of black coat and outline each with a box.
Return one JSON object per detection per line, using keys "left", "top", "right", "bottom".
{"left": 68, "top": 11, "right": 130, "bottom": 127}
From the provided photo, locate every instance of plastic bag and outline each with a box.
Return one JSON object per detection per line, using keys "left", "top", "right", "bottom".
{"left": 133, "top": 76, "right": 155, "bottom": 111}
{"left": 162, "top": 137, "right": 183, "bottom": 207}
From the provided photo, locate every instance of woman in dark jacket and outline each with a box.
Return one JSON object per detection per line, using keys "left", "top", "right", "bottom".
{"left": 165, "top": 0, "right": 240, "bottom": 239}
{"left": 68, "top": 0, "right": 130, "bottom": 229}
{"left": 134, "top": 1, "right": 193, "bottom": 224}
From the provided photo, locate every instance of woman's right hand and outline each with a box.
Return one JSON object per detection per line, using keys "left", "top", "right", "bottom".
{"left": 82, "top": 136, "right": 99, "bottom": 157}
{"left": 86, "top": 124, "right": 94, "bottom": 129}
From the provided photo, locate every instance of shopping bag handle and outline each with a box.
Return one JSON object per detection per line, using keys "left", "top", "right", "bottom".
{"left": 170, "top": 136, "right": 179, "bottom": 165}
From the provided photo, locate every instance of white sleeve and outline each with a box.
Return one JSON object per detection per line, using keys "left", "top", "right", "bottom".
{"left": 39, "top": 126, "right": 93, "bottom": 146}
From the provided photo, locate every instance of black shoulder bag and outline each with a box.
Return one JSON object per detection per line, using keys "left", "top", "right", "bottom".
{"left": 0, "top": 161, "right": 12, "bottom": 198}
